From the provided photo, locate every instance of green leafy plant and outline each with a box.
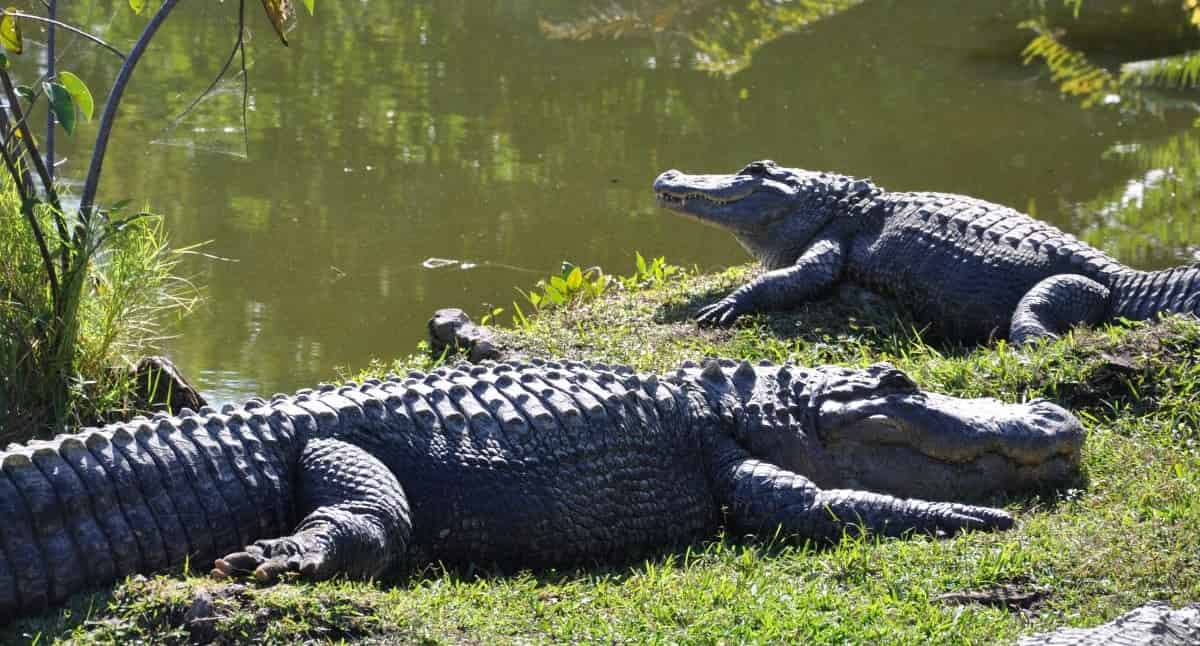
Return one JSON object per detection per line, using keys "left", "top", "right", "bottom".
{"left": 623, "top": 252, "right": 682, "bottom": 290}
{"left": 479, "top": 306, "right": 505, "bottom": 326}
{"left": 517, "top": 262, "right": 612, "bottom": 313}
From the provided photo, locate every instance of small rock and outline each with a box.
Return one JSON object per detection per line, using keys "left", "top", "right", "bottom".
{"left": 185, "top": 589, "right": 218, "bottom": 644}
{"left": 131, "top": 356, "right": 207, "bottom": 413}
{"left": 428, "top": 309, "right": 505, "bottom": 362}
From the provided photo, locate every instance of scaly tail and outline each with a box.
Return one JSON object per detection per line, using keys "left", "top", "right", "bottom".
{"left": 1110, "top": 265, "right": 1200, "bottom": 322}
{"left": 0, "top": 404, "right": 300, "bottom": 621}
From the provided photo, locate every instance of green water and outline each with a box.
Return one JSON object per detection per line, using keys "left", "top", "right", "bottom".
{"left": 46, "top": 0, "right": 1200, "bottom": 401}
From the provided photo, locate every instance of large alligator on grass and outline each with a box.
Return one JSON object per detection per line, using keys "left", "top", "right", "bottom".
{"left": 655, "top": 160, "right": 1200, "bottom": 343}
{"left": 0, "top": 359, "right": 1082, "bottom": 622}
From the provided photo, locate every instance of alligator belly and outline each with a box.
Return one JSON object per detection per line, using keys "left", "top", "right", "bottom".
{"left": 400, "top": 458, "right": 718, "bottom": 569}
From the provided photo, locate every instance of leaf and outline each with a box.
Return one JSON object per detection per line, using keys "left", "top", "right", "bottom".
{"left": 301, "top": 0, "right": 314, "bottom": 15}
{"left": 543, "top": 284, "right": 565, "bottom": 306}
{"left": 14, "top": 84, "right": 32, "bottom": 100}
{"left": 57, "top": 71, "right": 94, "bottom": 122}
{"left": 0, "top": 51, "right": 7, "bottom": 69}
{"left": 549, "top": 275, "right": 568, "bottom": 293}
{"left": 636, "top": 251, "right": 647, "bottom": 276}
{"left": 260, "top": 0, "right": 293, "bottom": 46}
{"left": 44, "top": 82, "right": 76, "bottom": 135}
{"left": 0, "top": 9, "right": 21, "bottom": 55}
{"left": 129, "top": 0, "right": 145, "bottom": 14}
{"left": 566, "top": 266, "right": 583, "bottom": 290}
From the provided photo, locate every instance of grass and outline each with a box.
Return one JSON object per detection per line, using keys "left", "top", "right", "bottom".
{"left": 0, "top": 176, "right": 197, "bottom": 443}
{"left": 6, "top": 260, "right": 1200, "bottom": 644}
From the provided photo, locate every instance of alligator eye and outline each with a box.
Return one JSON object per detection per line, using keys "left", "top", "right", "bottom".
{"left": 741, "top": 161, "right": 771, "bottom": 176}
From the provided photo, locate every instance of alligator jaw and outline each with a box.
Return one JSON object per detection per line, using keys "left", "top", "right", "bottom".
{"left": 809, "top": 393, "right": 1085, "bottom": 501}
{"left": 653, "top": 169, "right": 759, "bottom": 221}
{"left": 654, "top": 187, "right": 755, "bottom": 210}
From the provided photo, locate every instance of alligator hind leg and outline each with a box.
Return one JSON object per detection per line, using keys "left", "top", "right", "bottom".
{"left": 214, "top": 438, "right": 411, "bottom": 582}
{"left": 1009, "top": 274, "right": 1110, "bottom": 345}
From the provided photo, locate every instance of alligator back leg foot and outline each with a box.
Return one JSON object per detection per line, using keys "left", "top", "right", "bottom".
{"left": 1010, "top": 274, "right": 1110, "bottom": 346}
{"left": 214, "top": 438, "right": 411, "bottom": 583}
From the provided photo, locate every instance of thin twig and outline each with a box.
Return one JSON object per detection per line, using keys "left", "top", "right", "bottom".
{"left": 80, "top": 0, "right": 184, "bottom": 221}
{"left": 45, "top": 0, "right": 56, "bottom": 182}
{"left": 0, "top": 103, "right": 35, "bottom": 193}
{"left": 0, "top": 69, "right": 62, "bottom": 211}
{"left": 237, "top": 0, "right": 249, "bottom": 156}
{"left": 161, "top": 0, "right": 249, "bottom": 151}
{"left": 8, "top": 11, "right": 127, "bottom": 60}
{"left": 0, "top": 67, "right": 67, "bottom": 281}
{"left": 0, "top": 142, "right": 59, "bottom": 311}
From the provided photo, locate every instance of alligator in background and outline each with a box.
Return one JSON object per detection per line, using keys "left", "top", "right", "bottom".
{"left": 1020, "top": 602, "right": 1200, "bottom": 645}
{"left": 0, "top": 359, "right": 1082, "bottom": 622}
{"left": 654, "top": 160, "right": 1200, "bottom": 344}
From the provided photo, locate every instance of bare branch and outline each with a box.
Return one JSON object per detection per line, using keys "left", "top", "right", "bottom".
{"left": 80, "top": 0, "right": 184, "bottom": 221}
{"left": 8, "top": 11, "right": 127, "bottom": 60}
{"left": 162, "top": 0, "right": 247, "bottom": 138}
{"left": 0, "top": 139, "right": 59, "bottom": 311}
{"left": 45, "top": 0, "right": 56, "bottom": 183}
{"left": 0, "top": 68, "right": 67, "bottom": 250}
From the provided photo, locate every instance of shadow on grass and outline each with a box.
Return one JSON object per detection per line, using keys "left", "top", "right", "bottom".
{"left": 654, "top": 282, "right": 981, "bottom": 359}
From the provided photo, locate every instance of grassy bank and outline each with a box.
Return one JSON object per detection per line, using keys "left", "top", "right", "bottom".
{"left": 8, "top": 262, "right": 1200, "bottom": 644}
{"left": 0, "top": 176, "right": 196, "bottom": 443}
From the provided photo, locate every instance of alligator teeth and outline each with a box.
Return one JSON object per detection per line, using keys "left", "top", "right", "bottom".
{"left": 657, "top": 191, "right": 745, "bottom": 206}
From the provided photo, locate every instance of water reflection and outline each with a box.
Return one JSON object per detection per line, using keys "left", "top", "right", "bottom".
{"left": 31, "top": 0, "right": 1199, "bottom": 400}
{"left": 540, "top": 0, "right": 866, "bottom": 74}
{"left": 1076, "top": 128, "right": 1200, "bottom": 267}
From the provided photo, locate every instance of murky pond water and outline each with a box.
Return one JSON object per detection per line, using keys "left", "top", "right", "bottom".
{"left": 49, "top": 0, "right": 1200, "bottom": 401}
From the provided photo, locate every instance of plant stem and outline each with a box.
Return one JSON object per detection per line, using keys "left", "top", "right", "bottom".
{"left": 9, "top": 11, "right": 127, "bottom": 60}
{"left": 0, "top": 138, "right": 60, "bottom": 309}
{"left": 79, "top": 0, "right": 183, "bottom": 221}
{"left": 0, "top": 102, "right": 34, "bottom": 193}
{"left": 0, "top": 69, "right": 62, "bottom": 214}
{"left": 45, "top": 0, "right": 56, "bottom": 183}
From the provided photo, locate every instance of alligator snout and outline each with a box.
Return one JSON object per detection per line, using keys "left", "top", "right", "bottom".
{"left": 808, "top": 392, "right": 1085, "bottom": 501}
{"left": 653, "top": 169, "right": 680, "bottom": 187}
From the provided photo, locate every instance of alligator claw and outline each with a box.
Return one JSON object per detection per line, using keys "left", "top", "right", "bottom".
{"left": 938, "top": 503, "right": 1014, "bottom": 534}
{"left": 696, "top": 297, "right": 745, "bottom": 327}
{"left": 213, "top": 535, "right": 336, "bottom": 583}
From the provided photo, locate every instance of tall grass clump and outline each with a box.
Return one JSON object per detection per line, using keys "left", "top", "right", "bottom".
{"left": 0, "top": 176, "right": 195, "bottom": 443}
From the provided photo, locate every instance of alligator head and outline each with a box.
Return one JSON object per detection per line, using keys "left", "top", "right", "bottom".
{"left": 654, "top": 160, "right": 878, "bottom": 267}
{"left": 693, "top": 362, "right": 1084, "bottom": 502}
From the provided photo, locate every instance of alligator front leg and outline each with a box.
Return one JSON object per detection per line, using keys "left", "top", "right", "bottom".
{"left": 214, "top": 438, "right": 411, "bottom": 582}
{"left": 712, "top": 440, "right": 1012, "bottom": 542}
{"left": 697, "top": 237, "right": 845, "bottom": 326}
{"left": 1009, "top": 274, "right": 1110, "bottom": 346}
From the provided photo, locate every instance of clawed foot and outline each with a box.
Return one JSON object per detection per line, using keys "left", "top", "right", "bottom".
{"left": 213, "top": 534, "right": 337, "bottom": 583}
{"left": 695, "top": 297, "right": 747, "bottom": 327}
{"left": 932, "top": 503, "right": 1014, "bottom": 535}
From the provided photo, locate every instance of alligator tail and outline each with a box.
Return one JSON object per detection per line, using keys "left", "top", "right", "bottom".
{"left": 0, "top": 405, "right": 302, "bottom": 621}
{"left": 1109, "top": 265, "right": 1200, "bottom": 322}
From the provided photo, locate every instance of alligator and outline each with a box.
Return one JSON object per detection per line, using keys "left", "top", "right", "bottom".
{"left": 1020, "top": 602, "right": 1200, "bottom": 645}
{"left": 0, "top": 359, "right": 1082, "bottom": 622}
{"left": 654, "top": 160, "right": 1200, "bottom": 343}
